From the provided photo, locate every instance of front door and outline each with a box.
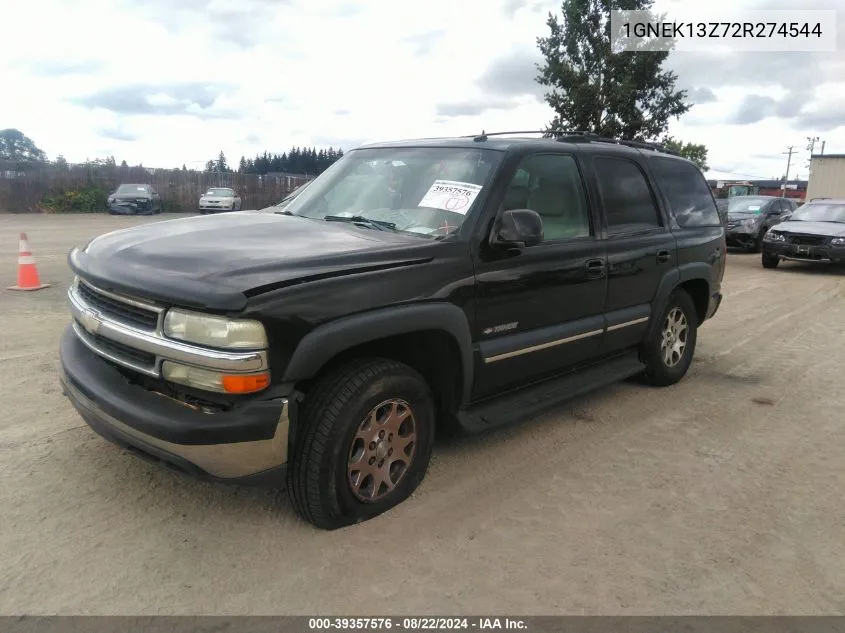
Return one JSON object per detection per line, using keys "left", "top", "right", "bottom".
{"left": 588, "top": 155, "right": 678, "bottom": 354}
{"left": 471, "top": 152, "right": 607, "bottom": 401}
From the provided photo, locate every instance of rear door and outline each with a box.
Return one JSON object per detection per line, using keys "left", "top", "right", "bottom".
{"left": 588, "top": 154, "right": 677, "bottom": 354}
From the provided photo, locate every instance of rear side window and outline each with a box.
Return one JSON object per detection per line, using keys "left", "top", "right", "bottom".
{"left": 594, "top": 157, "right": 662, "bottom": 234}
{"left": 651, "top": 158, "right": 722, "bottom": 227}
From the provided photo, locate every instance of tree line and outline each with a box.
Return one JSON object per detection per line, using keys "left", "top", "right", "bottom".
{"left": 204, "top": 147, "right": 345, "bottom": 175}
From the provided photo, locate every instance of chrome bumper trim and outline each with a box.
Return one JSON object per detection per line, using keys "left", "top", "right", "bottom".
{"left": 67, "top": 284, "right": 269, "bottom": 377}
{"left": 64, "top": 370, "right": 290, "bottom": 478}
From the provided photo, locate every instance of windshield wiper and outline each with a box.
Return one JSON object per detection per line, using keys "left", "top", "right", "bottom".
{"left": 324, "top": 215, "right": 396, "bottom": 231}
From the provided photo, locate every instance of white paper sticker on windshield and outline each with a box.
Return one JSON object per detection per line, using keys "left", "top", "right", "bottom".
{"left": 747, "top": 205, "right": 761, "bottom": 211}
{"left": 418, "top": 180, "right": 482, "bottom": 215}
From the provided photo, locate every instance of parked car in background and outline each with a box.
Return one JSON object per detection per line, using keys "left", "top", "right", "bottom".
{"left": 198, "top": 187, "right": 242, "bottom": 214}
{"left": 107, "top": 184, "right": 162, "bottom": 215}
{"left": 761, "top": 198, "right": 845, "bottom": 268}
{"left": 725, "top": 195, "right": 796, "bottom": 252}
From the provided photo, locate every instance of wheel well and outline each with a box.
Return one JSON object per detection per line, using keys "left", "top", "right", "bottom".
{"left": 678, "top": 279, "right": 709, "bottom": 325}
{"left": 296, "top": 330, "right": 464, "bottom": 431}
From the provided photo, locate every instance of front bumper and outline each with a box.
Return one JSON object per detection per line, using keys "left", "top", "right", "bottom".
{"left": 762, "top": 241, "right": 845, "bottom": 264}
{"left": 198, "top": 204, "right": 233, "bottom": 212}
{"left": 725, "top": 230, "right": 758, "bottom": 247}
{"left": 59, "top": 325, "right": 289, "bottom": 484}
{"left": 108, "top": 202, "right": 154, "bottom": 215}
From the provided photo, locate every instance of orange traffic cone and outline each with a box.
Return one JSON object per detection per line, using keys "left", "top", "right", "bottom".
{"left": 8, "top": 232, "right": 50, "bottom": 291}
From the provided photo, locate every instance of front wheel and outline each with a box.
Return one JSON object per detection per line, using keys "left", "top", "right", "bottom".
{"left": 762, "top": 253, "right": 780, "bottom": 269}
{"left": 288, "top": 358, "right": 435, "bottom": 530}
{"left": 640, "top": 289, "right": 698, "bottom": 387}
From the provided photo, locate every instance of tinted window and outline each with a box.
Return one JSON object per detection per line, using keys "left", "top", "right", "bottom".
{"left": 502, "top": 154, "right": 591, "bottom": 240}
{"left": 650, "top": 158, "right": 721, "bottom": 227}
{"left": 594, "top": 157, "right": 662, "bottom": 233}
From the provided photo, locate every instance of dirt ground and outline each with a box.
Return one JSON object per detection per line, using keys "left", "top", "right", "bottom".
{"left": 1, "top": 213, "right": 844, "bottom": 615}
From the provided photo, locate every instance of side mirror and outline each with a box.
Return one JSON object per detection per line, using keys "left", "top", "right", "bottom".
{"left": 491, "top": 208, "right": 544, "bottom": 249}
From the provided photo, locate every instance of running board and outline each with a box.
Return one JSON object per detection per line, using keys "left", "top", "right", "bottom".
{"left": 456, "top": 352, "right": 645, "bottom": 434}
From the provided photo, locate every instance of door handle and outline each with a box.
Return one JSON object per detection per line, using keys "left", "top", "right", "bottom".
{"left": 586, "top": 258, "right": 606, "bottom": 277}
{"left": 656, "top": 249, "right": 671, "bottom": 264}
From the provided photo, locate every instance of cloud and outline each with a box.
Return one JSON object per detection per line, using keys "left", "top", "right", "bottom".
{"left": 74, "top": 83, "right": 236, "bottom": 118}
{"left": 731, "top": 95, "right": 777, "bottom": 124}
{"left": 100, "top": 127, "right": 137, "bottom": 142}
{"left": 794, "top": 108, "right": 845, "bottom": 132}
{"left": 336, "top": 2, "right": 363, "bottom": 17}
{"left": 503, "top": 0, "right": 553, "bottom": 17}
{"left": 19, "top": 59, "right": 104, "bottom": 76}
{"left": 687, "top": 87, "right": 717, "bottom": 105}
{"left": 404, "top": 30, "right": 447, "bottom": 56}
{"left": 435, "top": 97, "right": 519, "bottom": 117}
{"left": 477, "top": 48, "right": 545, "bottom": 100}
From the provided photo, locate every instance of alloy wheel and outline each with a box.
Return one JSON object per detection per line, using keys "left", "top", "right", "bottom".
{"left": 347, "top": 399, "right": 417, "bottom": 503}
{"left": 661, "top": 307, "right": 688, "bottom": 368}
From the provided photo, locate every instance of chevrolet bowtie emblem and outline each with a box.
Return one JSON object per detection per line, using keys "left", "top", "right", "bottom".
{"left": 80, "top": 309, "right": 102, "bottom": 335}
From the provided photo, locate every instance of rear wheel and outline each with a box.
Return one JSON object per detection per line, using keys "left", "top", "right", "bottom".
{"left": 641, "top": 289, "right": 698, "bottom": 387}
{"left": 288, "top": 358, "right": 435, "bottom": 530}
{"left": 762, "top": 253, "right": 780, "bottom": 269}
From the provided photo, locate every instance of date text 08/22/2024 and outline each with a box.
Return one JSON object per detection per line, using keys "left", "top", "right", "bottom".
{"left": 308, "top": 617, "right": 528, "bottom": 630}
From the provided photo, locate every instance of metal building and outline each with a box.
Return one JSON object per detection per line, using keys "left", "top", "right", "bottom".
{"left": 806, "top": 154, "right": 845, "bottom": 200}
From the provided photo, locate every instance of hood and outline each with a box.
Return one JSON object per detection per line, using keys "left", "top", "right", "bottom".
{"left": 70, "top": 212, "right": 435, "bottom": 312}
{"left": 772, "top": 221, "right": 845, "bottom": 237}
{"left": 112, "top": 193, "right": 151, "bottom": 200}
{"left": 727, "top": 212, "right": 762, "bottom": 221}
{"left": 199, "top": 195, "right": 235, "bottom": 202}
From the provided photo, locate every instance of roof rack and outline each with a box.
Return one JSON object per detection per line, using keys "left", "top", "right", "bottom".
{"left": 467, "top": 130, "right": 551, "bottom": 142}
{"left": 555, "top": 131, "right": 682, "bottom": 156}
{"left": 467, "top": 129, "right": 682, "bottom": 156}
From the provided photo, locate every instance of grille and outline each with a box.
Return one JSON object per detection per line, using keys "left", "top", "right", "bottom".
{"left": 85, "top": 328, "right": 157, "bottom": 366}
{"left": 788, "top": 234, "right": 827, "bottom": 246}
{"left": 77, "top": 281, "right": 159, "bottom": 330}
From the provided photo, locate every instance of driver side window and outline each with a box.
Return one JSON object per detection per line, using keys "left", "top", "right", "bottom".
{"left": 502, "top": 154, "right": 592, "bottom": 241}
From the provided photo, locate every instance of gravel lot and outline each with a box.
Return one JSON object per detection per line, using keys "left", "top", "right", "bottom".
{"left": 1, "top": 213, "right": 844, "bottom": 615}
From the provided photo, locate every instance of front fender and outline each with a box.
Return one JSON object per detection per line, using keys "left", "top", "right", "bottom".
{"left": 281, "top": 302, "right": 475, "bottom": 403}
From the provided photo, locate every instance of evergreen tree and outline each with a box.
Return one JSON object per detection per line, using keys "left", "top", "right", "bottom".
{"left": 536, "top": 0, "right": 690, "bottom": 140}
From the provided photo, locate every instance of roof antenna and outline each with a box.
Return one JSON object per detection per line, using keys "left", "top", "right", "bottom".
{"left": 473, "top": 129, "right": 488, "bottom": 142}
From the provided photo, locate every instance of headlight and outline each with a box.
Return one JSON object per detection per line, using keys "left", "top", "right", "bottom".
{"left": 831, "top": 237, "right": 845, "bottom": 246}
{"left": 742, "top": 218, "right": 758, "bottom": 230}
{"left": 163, "top": 309, "right": 268, "bottom": 349}
{"left": 162, "top": 361, "right": 270, "bottom": 394}
{"left": 764, "top": 231, "right": 786, "bottom": 242}
{"left": 199, "top": 198, "right": 207, "bottom": 204}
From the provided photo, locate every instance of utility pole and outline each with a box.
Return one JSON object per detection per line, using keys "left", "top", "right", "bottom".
{"left": 781, "top": 145, "right": 794, "bottom": 198}
{"left": 806, "top": 136, "right": 819, "bottom": 168}
{"left": 820, "top": 140, "right": 826, "bottom": 155}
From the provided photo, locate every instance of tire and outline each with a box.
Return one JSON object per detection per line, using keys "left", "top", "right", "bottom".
{"left": 640, "top": 289, "right": 698, "bottom": 387}
{"left": 749, "top": 230, "right": 765, "bottom": 253}
{"left": 288, "top": 357, "right": 435, "bottom": 530}
{"left": 762, "top": 253, "right": 780, "bottom": 269}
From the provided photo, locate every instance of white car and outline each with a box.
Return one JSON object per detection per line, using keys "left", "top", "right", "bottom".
{"left": 198, "top": 187, "right": 242, "bottom": 214}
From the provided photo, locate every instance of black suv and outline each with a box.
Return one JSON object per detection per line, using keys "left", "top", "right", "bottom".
{"left": 59, "top": 132, "right": 726, "bottom": 530}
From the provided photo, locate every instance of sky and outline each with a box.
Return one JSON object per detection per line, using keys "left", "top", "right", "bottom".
{"left": 1, "top": 0, "right": 843, "bottom": 180}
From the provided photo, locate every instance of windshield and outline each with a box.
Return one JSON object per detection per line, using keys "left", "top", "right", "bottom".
{"left": 204, "top": 188, "right": 234, "bottom": 197}
{"left": 117, "top": 185, "right": 149, "bottom": 194}
{"left": 727, "top": 197, "right": 771, "bottom": 214}
{"left": 281, "top": 147, "right": 504, "bottom": 238}
{"left": 789, "top": 202, "right": 845, "bottom": 223}
{"left": 275, "top": 182, "right": 310, "bottom": 206}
